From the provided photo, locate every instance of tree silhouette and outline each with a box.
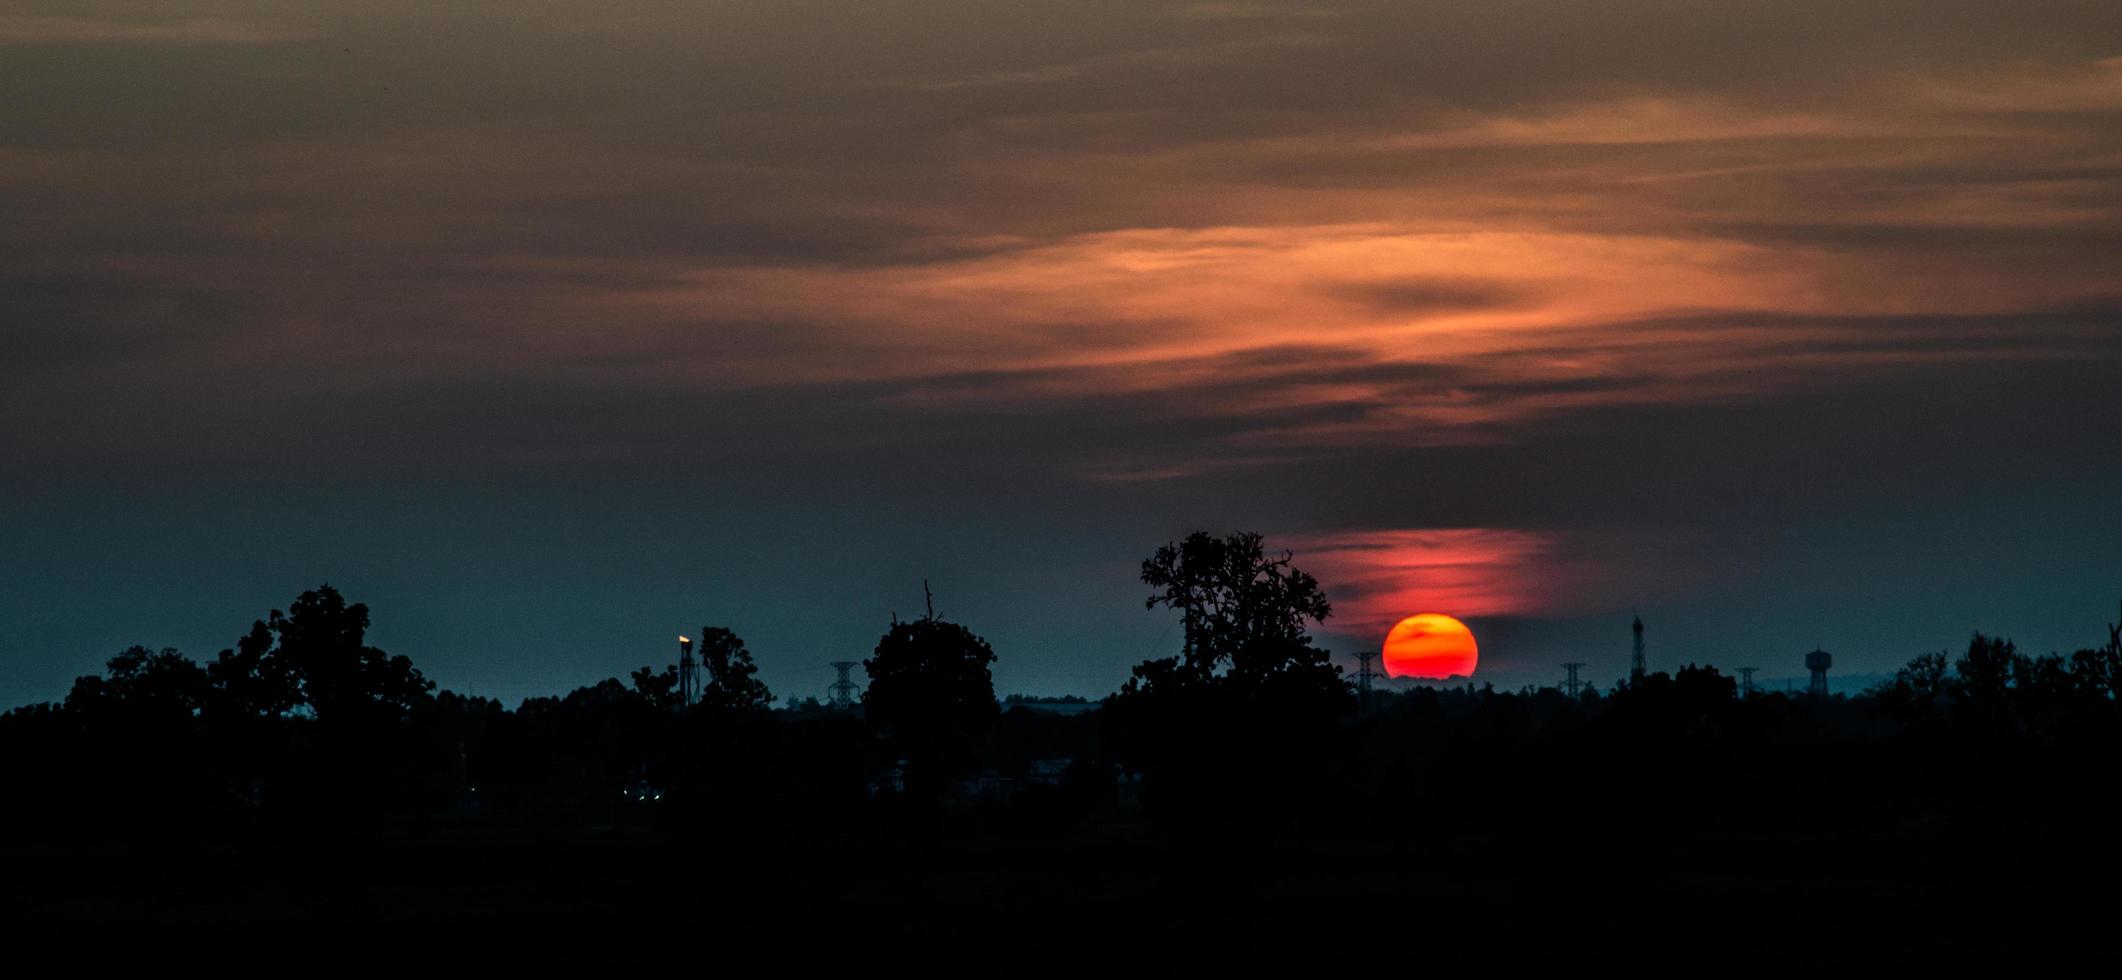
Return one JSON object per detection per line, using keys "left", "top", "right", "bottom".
{"left": 207, "top": 620, "right": 298, "bottom": 721}
{"left": 265, "top": 586, "right": 432, "bottom": 725}
{"left": 197, "top": 585, "right": 437, "bottom": 834}
{"left": 863, "top": 615, "right": 999, "bottom": 804}
{"left": 859, "top": 611, "right": 998, "bottom": 945}
{"left": 199, "top": 586, "right": 432, "bottom": 727}
{"left": 2067, "top": 603, "right": 2122, "bottom": 705}
{"left": 659, "top": 628, "right": 775, "bottom": 844}
{"left": 627, "top": 627, "right": 768, "bottom": 716}
{"left": 67, "top": 646, "right": 208, "bottom": 723}
{"left": 694, "top": 626, "right": 772, "bottom": 714}
{"left": 513, "top": 676, "right": 667, "bottom": 811}
{"left": 59, "top": 646, "right": 215, "bottom": 839}
{"left": 630, "top": 664, "right": 680, "bottom": 711}
{"left": 1896, "top": 650, "right": 1951, "bottom": 702}
{"left": 1106, "top": 530, "right": 1353, "bottom": 921}
{"left": 1100, "top": 532, "right": 1357, "bottom": 949}
{"left": 1140, "top": 530, "right": 1332, "bottom": 682}
{"left": 16, "top": 583, "right": 2122, "bottom": 963}
{"left": 1954, "top": 632, "right": 2021, "bottom": 733}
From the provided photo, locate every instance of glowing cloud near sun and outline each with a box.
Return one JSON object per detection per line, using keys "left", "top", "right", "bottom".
{"left": 1382, "top": 613, "right": 1479, "bottom": 680}
{"left": 1292, "top": 528, "right": 1558, "bottom": 632}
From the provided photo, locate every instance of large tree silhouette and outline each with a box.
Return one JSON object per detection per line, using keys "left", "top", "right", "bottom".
{"left": 209, "top": 585, "right": 436, "bottom": 831}
{"left": 663, "top": 627, "right": 776, "bottom": 841}
{"left": 67, "top": 646, "right": 208, "bottom": 723}
{"left": 59, "top": 646, "right": 215, "bottom": 838}
{"left": 1139, "top": 530, "right": 1332, "bottom": 682}
{"left": 200, "top": 585, "right": 431, "bottom": 727}
{"left": 860, "top": 611, "right": 997, "bottom": 945}
{"left": 863, "top": 615, "right": 999, "bottom": 806}
{"left": 1107, "top": 531, "right": 1352, "bottom": 853}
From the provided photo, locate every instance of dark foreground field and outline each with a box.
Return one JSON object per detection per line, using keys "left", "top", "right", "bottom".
{"left": 12, "top": 590, "right": 2122, "bottom": 973}
{"left": 6, "top": 821, "right": 2113, "bottom": 973}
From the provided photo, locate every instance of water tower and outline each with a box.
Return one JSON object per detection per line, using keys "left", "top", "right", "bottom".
{"left": 1805, "top": 649, "right": 1833, "bottom": 697}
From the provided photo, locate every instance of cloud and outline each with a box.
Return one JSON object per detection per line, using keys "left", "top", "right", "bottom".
{"left": 0, "top": 16, "right": 301, "bottom": 46}
{"left": 1292, "top": 528, "right": 1562, "bottom": 625}
{"left": 1172, "top": 2, "right": 1355, "bottom": 22}
{"left": 1288, "top": 525, "right": 1723, "bottom": 636}
{"left": 1905, "top": 56, "right": 2122, "bottom": 113}
{"left": 864, "top": 33, "right": 1331, "bottom": 92}
{"left": 0, "top": 272, "right": 261, "bottom": 371}
{"left": 1, "top": 0, "right": 2117, "bottom": 497}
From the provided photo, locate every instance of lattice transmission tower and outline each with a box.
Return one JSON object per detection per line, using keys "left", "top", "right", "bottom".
{"left": 827, "top": 661, "right": 862, "bottom": 709}
{"left": 1561, "top": 661, "right": 1587, "bottom": 698}
{"left": 1350, "top": 649, "right": 1380, "bottom": 709}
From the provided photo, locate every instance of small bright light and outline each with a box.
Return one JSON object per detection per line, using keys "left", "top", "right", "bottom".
{"left": 678, "top": 635, "right": 690, "bottom": 644}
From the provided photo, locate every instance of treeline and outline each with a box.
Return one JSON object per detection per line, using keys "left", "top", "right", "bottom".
{"left": 4, "top": 531, "right": 2121, "bottom": 919}
{"left": 0, "top": 582, "right": 1097, "bottom": 847}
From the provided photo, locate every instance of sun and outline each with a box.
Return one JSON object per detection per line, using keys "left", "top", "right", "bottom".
{"left": 1382, "top": 614, "right": 1479, "bottom": 679}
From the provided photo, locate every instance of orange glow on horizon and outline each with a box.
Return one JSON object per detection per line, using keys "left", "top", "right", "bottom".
{"left": 1382, "top": 613, "right": 1479, "bottom": 680}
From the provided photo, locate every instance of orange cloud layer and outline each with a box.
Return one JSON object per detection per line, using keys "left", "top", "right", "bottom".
{"left": 1290, "top": 529, "right": 1560, "bottom": 631}
{"left": 1288, "top": 527, "right": 1718, "bottom": 633}
{"left": 3, "top": 3, "right": 2117, "bottom": 485}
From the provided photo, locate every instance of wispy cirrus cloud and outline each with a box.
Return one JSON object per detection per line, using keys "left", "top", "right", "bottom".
{"left": 863, "top": 33, "right": 1331, "bottom": 92}
{"left": 3, "top": 3, "right": 2119, "bottom": 493}
{"left": 0, "top": 15, "right": 301, "bottom": 45}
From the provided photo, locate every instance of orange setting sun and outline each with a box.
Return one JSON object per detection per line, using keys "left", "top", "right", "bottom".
{"left": 1382, "top": 614, "right": 1479, "bottom": 680}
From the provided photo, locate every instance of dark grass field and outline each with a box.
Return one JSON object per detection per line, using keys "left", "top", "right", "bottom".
{"left": 6, "top": 821, "right": 2112, "bottom": 973}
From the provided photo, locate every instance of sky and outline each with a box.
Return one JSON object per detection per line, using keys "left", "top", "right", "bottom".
{"left": 4, "top": 1, "right": 2120, "bottom": 708}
